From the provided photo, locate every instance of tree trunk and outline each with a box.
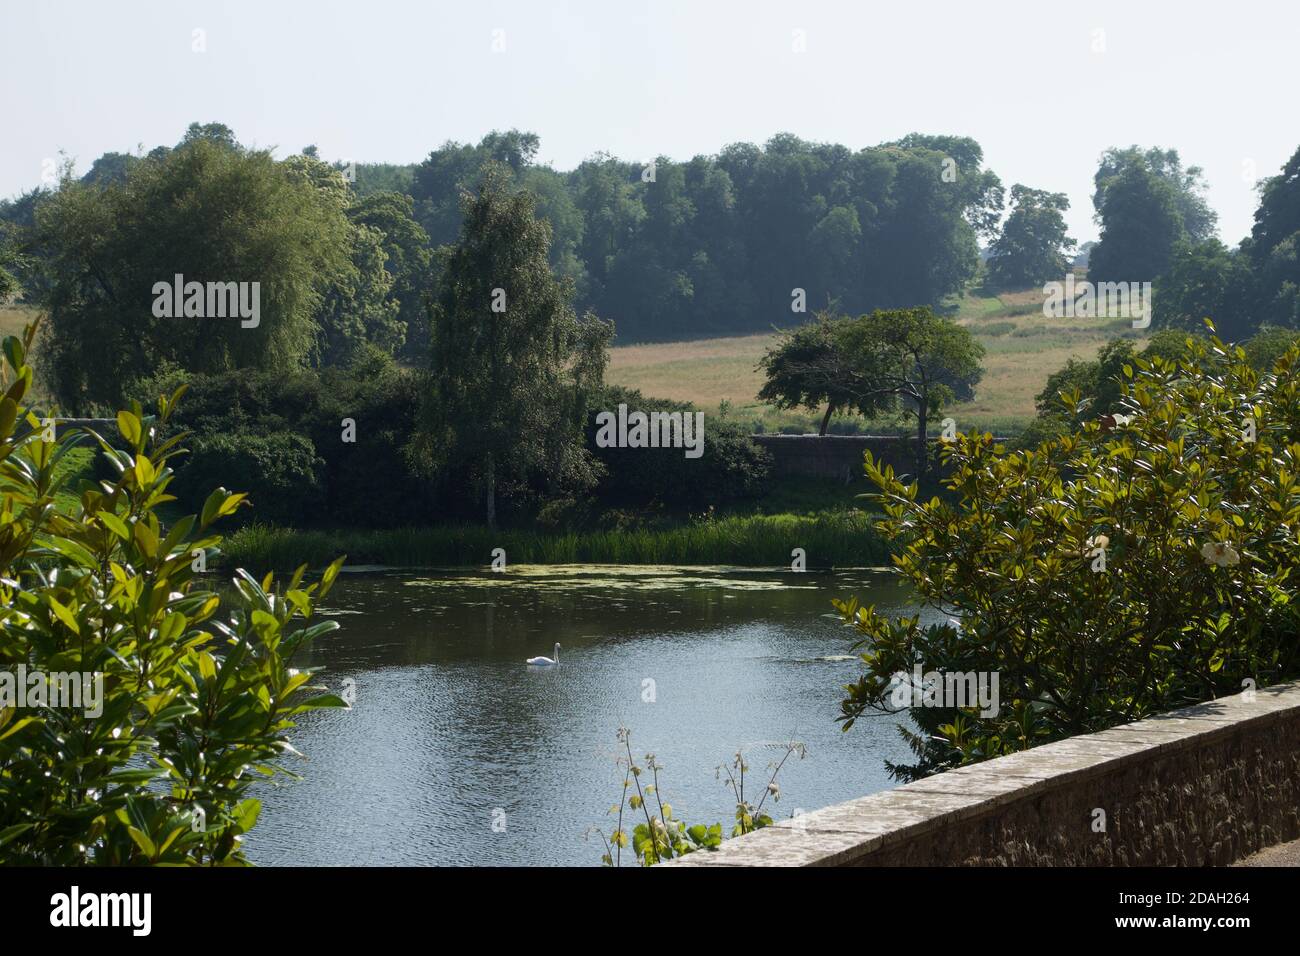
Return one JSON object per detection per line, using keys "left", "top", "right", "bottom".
{"left": 915, "top": 399, "right": 928, "bottom": 481}
{"left": 485, "top": 453, "right": 497, "bottom": 531}
{"left": 819, "top": 404, "right": 835, "bottom": 436}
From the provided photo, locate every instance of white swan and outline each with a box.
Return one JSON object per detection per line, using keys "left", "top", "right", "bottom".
{"left": 526, "top": 642, "right": 561, "bottom": 666}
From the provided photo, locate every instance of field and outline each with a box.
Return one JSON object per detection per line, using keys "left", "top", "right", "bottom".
{"left": 0, "top": 305, "right": 48, "bottom": 401}
{"left": 608, "top": 288, "right": 1149, "bottom": 434}
{"left": 0, "top": 304, "right": 36, "bottom": 339}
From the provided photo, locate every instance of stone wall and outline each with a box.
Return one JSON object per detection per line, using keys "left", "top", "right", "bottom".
{"left": 750, "top": 435, "right": 915, "bottom": 481}
{"left": 751, "top": 434, "right": 1011, "bottom": 481}
{"left": 667, "top": 680, "right": 1300, "bottom": 866}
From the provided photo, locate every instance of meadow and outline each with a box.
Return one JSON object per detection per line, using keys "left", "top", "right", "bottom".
{"left": 0, "top": 305, "right": 33, "bottom": 341}
{"left": 607, "top": 287, "right": 1148, "bottom": 434}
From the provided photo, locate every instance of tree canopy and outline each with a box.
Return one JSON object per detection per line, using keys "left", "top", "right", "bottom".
{"left": 1088, "top": 161, "right": 1188, "bottom": 284}
{"left": 409, "top": 164, "right": 611, "bottom": 528}
{"left": 36, "top": 136, "right": 354, "bottom": 409}
{"left": 986, "top": 185, "right": 1076, "bottom": 290}
{"left": 758, "top": 308, "right": 984, "bottom": 473}
{"left": 408, "top": 130, "right": 1003, "bottom": 341}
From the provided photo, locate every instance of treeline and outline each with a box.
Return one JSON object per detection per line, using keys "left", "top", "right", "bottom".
{"left": 401, "top": 130, "right": 1004, "bottom": 341}
{"left": 1077, "top": 144, "right": 1300, "bottom": 342}
{"left": 1, "top": 123, "right": 1004, "bottom": 354}
{"left": 13, "top": 142, "right": 775, "bottom": 531}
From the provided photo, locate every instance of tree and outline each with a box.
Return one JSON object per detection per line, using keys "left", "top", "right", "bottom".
{"left": 0, "top": 189, "right": 52, "bottom": 302}
{"left": 757, "top": 313, "right": 887, "bottom": 435}
{"left": 1153, "top": 239, "right": 1255, "bottom": 340}
{"left": 410, "top": 130, "right": 584, "bottom": 297}
{"left": 758, "top": 308, "right": 984, "bottom": 473}
{"left": 279, "top": 153, "right": 406, "bottom": 364}
{"left": 1093, "top": 146, "right": 1217, "bottom": 243}
{"left": 837, "top": 330, "right": 1300, "bottom": 781}
{"left": 985, "top": 185, "right": 1075, "bottom": 289}
{"left": 179, "top": 121, "right": 240, "bottom": 151}
{"left": 835, "top": 308, "right": 984, "bottom": 478}
{"left": 886, "top": 133, "right": 1005, "bottom": 240}
{"left": 861, "top": 146, "right": 994, "bottom": 312}
{"left": 80, "top": 151, "right": 138, "bottom": 187}
{"left": 409, "top": 164, "right": 612, "bottom": 529}
{"left": 571, "top": 153, "right": 644, "bottom": 309}
{"left": 1087, "top": 163, "right": 1186, "bottom": 284}
{"left": 0, "top": 226, "right": 21, "bottom": 303}
{"left": 520, "top": 165, "right": 588, "bottom": 295}
{"left": 1023, "top": 333, "right": 1197, "bottom": 448}
{"left": 349, "top": 192, "right": 434, "bottom": 358}
{"left": 1247, "top": 144, "right": 1300, "bottom": 329}
{"left": 37, "top": 135, "right": 352, "bottom": 410}
{"left": 1034, "top": 337, "right": 1141, "bottom": 421}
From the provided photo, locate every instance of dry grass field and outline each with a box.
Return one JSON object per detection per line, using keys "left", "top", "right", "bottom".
{"left": 608, "top": 288, "right": 1148, "bottom": 433}
{"left": 0, "top": 305, "right": 51, "bottom": 402}
{"left": 0, "top": 304, "right": 36, "bottom": 338}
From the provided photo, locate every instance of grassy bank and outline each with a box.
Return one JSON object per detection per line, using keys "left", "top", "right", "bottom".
{"left": 219, "top": 511, "right": 887, "bottom": 572}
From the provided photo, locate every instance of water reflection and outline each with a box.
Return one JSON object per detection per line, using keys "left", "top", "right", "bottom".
{"left": 250, "top": 565, "right": 933, "bottom": 866}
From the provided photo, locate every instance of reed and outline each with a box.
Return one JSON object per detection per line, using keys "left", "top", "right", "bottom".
{"left": 219, "top": 511, "right": 887, "bottom": 572}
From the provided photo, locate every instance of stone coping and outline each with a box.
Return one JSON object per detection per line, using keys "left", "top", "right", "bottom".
{"left": 665, "top": 680, "right": 1300, "bottom": 867}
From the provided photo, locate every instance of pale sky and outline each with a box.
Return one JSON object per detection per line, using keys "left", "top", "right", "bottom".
{"left": 2, "top": 0, "right": 1294, "bottom": 245}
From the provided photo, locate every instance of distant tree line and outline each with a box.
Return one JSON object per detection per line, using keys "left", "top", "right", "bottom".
{"left": 400, "top": 129, "right": 1006, "bottom": 342}
{"left": 12, "top": 134, "right": 771, "bottom": 530}
{"left": 1080, "top": 144, "right": 1300, "bottom": 342}
{"left": 1, "top": 124, "right": 1007, "bottom": 358}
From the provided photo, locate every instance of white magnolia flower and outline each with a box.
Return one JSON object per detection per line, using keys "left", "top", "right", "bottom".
{"left": 1201, "top": 541, "right": 1241, "bottom": 567}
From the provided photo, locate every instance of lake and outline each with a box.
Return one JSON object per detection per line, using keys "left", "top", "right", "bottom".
{"left": 249, "top": 565, "right": 936, "bottom": 866}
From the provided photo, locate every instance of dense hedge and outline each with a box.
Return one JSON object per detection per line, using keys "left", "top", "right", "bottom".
{"left": 127, "top": 369, "right": 773, "bottom": 530}
{"left": 173, "top": 431, "right": 325, "bottom": 526}
{"left": 128, "top": 348, "right": 436, "bottom": 528}
{"left": 586, "top": 386, "right": 771, "bottom": 512}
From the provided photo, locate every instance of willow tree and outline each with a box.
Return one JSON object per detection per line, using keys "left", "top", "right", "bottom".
{"left": 37, "top": 136, "right": 352, "bottom": 410}
{"left": 411, "top": 164, "right": 611, "bottom": 529}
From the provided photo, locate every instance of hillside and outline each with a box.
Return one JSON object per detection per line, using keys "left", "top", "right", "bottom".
{"left": 606, "top": 287, "right": 1149, "bottom": 435}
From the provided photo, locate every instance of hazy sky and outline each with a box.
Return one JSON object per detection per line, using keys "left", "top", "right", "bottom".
{"left": 2, "top": 0, "right": 1294, "bottom": 245}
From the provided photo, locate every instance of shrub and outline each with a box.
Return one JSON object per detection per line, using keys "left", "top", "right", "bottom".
{"left": 838, "top": 328, "right": 1300, "bottom": 781}
{"left": 313, "top": 348, "right": 437, "bottom": 527}
{"left": 588, "top": 386, "right": 771, "bottom": 511}
{"left": 175, "top": 431, "right": 326, "bottom": 527}
{"left": 1243, "top": 326, "right": 1300, "bottom": 370}
{"left": 0, "top": 320, "right": 346, "bottom": 864}
{"left": 130, "top": 349, "right": 436, "bottom": 528}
